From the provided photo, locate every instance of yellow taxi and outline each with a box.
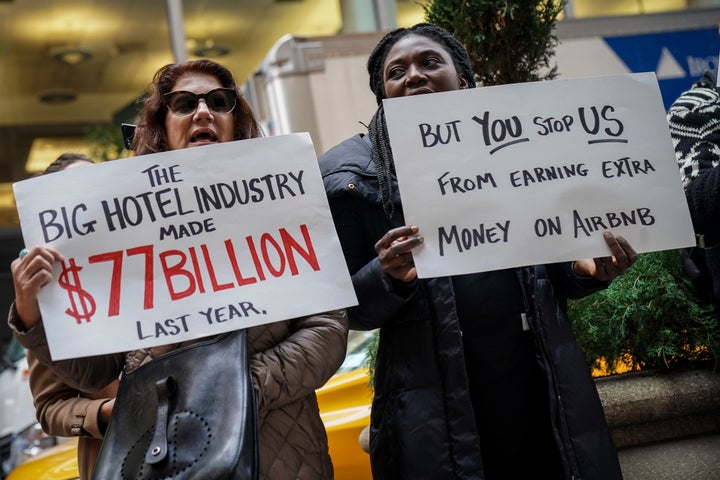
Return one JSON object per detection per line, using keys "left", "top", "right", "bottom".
{"left": 6, "top": 332, "right": 375, "bottom": 480}
{"left": 316, "top": 365, "right": 373, "bottom": 480}
{"left": 5, "top": 438, "right": 79, "bottom": 480}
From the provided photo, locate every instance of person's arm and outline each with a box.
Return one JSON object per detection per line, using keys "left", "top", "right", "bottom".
{"left": 668, "top": 84, "right": 720, "bottom": 246}
{"left": 26, "top": 350, "right": 116, "bottom": 439}
{"left": 9, "top": 245, "right": 125, "bottom": 391}
{"left": 11, "top": 246, "right": 61, "bottom": 332}
{"left": 10, "top": 303, "right": 125, "bottom": 392}
{"left": 347, "top": 257, "right": 418, "bottom": 330}
{"left": 684, "top": 168, "right": 720, "bottom": 247}
{"left": 553, "top": 231, "right": 638, "bottom": 299}
{"left": 249, "top": 309, "right": 348, "bottom": 416}
{"left": 546, "top": 261, "right": 607, "bottom": 300}
{"left": 329, "top": 196, "right": 420, "bottom": 330}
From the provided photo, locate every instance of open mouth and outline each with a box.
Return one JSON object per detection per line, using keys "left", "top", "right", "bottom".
{"left": 190, "top": 131, "right": 218, "bottom": 143}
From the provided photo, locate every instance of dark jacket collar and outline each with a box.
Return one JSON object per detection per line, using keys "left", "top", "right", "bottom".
{"left": 319, "top": 133, "right": 374, "bottom": 178}
{"left": 319, "top": 134, "right": 382, "bottom": 204}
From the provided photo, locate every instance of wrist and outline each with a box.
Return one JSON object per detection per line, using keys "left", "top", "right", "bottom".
{"left": 571, "top": 261, "right": 593, "bottom": 279}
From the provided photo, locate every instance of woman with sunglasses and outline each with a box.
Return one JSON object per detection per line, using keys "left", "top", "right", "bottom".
{"left": 9, "top": 59, "right": 348, "bottom": 480}
{"left": 132, "top": 60, "right": 260, "bottom": 154}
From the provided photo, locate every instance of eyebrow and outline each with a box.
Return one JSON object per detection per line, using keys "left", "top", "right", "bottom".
{"left": 386, "top": 48, "right": 447, "bottom": 67}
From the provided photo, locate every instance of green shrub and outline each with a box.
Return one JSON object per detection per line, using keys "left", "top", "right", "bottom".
{"left": 85, "top": 123, "right": 126, "bottom": 162}
{"left": 422, "top": 0, "right": 566, "bottom": 86}
{"left": 568, "top": 249, "right": 719, "bottom": 373}
{"left": 363, "top": 328, "right": 379, "bottom": 390}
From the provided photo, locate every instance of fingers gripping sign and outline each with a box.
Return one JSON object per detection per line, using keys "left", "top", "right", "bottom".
{"left": 11, "top": 245, "right": 64, "bottom": 330}
{"left": 375, "top": 225, "right": 424, "bottom": 282}
{"left": 574, "top": 231, "right": 639, "bottom": 282}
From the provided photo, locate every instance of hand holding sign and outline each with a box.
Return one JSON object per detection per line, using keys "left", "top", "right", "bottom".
{"left": 11, "top": 245, "right": 64, "bottom": 330}
{"left": 383, "top": 73, "right": 695, "bottom": 278}
{"left": 13, "top": 134, "right": 356, "bottom": 360}
{"left": 573, "top": 231, "right": 638, "bottom": 281}
{"left": 10, "top": 61, "right": 352, "bottom": 480}
{"left": 374, "top": 225, "right": 423, "bottom": 282}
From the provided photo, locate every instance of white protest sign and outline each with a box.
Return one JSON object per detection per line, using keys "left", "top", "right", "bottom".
{"left": 383, "top": 73, "right": 695, "bottom": 278}
{"left": 13, "top": 133, "right": 357, "bottom": 360}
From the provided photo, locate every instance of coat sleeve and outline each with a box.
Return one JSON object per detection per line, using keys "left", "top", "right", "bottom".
{"left": 27, "top": 350, "right": 116, "bottom": 439}
{"left": 9, "top": 303, "right": 125, "bottom": 392}
{"left": 667, "top": 84, "right": 720, "bottom": 246}
{"left": 347, "top": 257, "right": 418, "bottom": 330}
{"left": 249, "top": 309, "right": 348, "bottom": 416}
{"left": 546, "top": 262, "right": 609, "bottom": 300}
{"left": 328, "top": 195, "right": 417, "bottom": 330}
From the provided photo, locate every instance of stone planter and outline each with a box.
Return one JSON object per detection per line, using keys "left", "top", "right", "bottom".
{"left": 358, "top": 368, "right": 720, "bottom": 479}
{"left": 597, "top": 368, "right": 720, "bottom": 480}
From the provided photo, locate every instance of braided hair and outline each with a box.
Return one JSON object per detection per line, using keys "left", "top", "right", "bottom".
{"left": 366, "top": 23, "right": 476, "bottom": 218}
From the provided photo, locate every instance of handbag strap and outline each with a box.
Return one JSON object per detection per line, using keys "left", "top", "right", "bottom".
{"left": 145, "top": 376, "right": 176, "bottom": 465}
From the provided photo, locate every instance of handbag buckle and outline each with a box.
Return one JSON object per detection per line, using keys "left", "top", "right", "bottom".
{"left": 145, "top": 376, "right": 176, "bottom": 465}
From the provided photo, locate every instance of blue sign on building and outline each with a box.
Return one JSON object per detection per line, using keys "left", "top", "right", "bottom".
{"left": 604, "top": 27, "right": 719, "bottom": 109}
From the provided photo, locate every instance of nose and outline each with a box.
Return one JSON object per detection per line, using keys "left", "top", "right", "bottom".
{"left": 405, "top": 64, "right": 425, "bottom": 85}
{"left": 193, "top": 99, "right": 213, "bottom": 119}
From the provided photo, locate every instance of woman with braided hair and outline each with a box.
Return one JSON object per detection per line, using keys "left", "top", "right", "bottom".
{"left": 319, "top": 23, "right": 635, "bottom": 479}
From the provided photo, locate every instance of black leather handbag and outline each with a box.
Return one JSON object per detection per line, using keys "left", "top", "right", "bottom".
{"left": 91, "top": 329, "right": 258, "bottom": 480}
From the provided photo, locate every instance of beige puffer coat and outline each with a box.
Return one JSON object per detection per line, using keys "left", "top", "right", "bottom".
{"left": 11, "top": 307, "right": 349, "bottom": 480}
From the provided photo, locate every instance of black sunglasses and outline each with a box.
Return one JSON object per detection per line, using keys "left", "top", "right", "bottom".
{"left": 163, "top": 88, "right": 237, "bottom": 117}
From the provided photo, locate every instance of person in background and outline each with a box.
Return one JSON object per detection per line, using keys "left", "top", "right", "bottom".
{"left": 23, "top": 153, "right": 117, "bottom": 480}
{"left": 9, "top": 59, "right": 348, "bottom": 480}
{"left": 319, "top": 23, "right": 636, "bottom": 480}
{"left": 667, "top": 64, "right": 720, "bottom": 305}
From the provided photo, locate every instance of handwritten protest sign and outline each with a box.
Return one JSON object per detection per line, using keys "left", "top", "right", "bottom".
{"left": 383, "top": 73, "right": 695, "bottom": 278}
{"left": 13, "top": 133, "right": 357, "bottom": 360}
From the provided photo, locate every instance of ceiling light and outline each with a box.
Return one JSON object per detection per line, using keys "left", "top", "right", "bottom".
{"left": 191, "top": 40, "right": 230, "bottom": 58}
{"left": 25, "top": 137, "right": 92, "bottom": 174}
{"left": 49, "top": 46, "right": 93, "bottom": 65}
{"left": 38, "top": 89, "right": 77, "bottom": 105}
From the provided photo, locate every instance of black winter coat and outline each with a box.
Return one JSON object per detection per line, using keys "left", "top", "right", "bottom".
{"left": 319, "top": 134, "right": 623, "bottom": 480}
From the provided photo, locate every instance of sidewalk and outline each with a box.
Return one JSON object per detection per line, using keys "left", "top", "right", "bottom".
{"left": 618, "top": 434, "right": 720, "bottom": 480}
{"left": 597, "top": 368, "right": 720, "bottom": 480}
